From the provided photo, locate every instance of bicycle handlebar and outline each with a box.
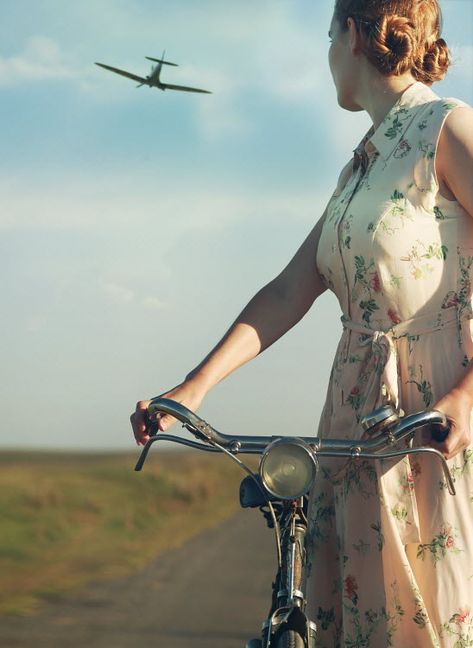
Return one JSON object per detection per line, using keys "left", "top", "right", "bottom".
{"left": 135, "top": 397, "right": 455, "bottom": 495}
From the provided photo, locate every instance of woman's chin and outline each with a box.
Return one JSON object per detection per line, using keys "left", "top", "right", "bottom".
{"left": 337, "top": 93, "right": 363, "bottom": 112}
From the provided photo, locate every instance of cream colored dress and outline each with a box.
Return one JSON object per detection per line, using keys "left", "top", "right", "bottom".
{"left": 307, "top": 82, "right": 473, "bottom": 647}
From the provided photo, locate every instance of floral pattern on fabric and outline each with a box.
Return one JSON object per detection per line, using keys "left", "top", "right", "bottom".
{"left": 307, "top": 82, "right": 473, "bottom": 647}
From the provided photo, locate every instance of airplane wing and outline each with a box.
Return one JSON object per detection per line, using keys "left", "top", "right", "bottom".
{"left": 161, "top": 82, "right": 211, "bottom": 94}
{"left": 95, "top": 62, "right": 148, "bottom": 84}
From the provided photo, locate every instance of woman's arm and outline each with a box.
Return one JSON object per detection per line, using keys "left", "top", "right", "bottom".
{"left": 433, "top": 106, "right": 473, "bottom": 458}
{"left": 437, "top": 107, "right": 473, "bottom": 213}
{"left": 187, "top": 213, "right": 328, "bottom": 388}
{"left": 131, "top": 211, "right": 328, "bottom": 443}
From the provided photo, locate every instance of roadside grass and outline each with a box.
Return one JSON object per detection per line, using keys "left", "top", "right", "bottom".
{"left": 0, "top": 450, "right": 251, "bottom": 616}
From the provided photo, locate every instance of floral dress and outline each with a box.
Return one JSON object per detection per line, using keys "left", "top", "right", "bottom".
{"left": 306, "top": 82, "right": 473, "bottom": 647}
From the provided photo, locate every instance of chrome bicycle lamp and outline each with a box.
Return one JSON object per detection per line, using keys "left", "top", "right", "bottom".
{"left": 259, "top": 439, "right": 318, "bottom": 500}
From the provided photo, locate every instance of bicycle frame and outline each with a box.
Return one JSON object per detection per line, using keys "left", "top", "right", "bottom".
{"left": 135, "top": 398, "right": 454, "bottom": 648}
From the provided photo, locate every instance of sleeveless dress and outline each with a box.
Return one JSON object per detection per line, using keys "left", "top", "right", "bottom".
{"left": 306, "top": 82, "right": 473, "bottom": 647}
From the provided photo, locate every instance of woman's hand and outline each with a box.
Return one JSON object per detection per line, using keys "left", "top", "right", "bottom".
{"left": 130, "top": 380, "right": 206, "bottom": 446}
{"left": 431, "top": 388, "right": 473, "bottom": 459}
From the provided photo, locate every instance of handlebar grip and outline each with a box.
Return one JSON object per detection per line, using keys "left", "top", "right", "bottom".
{"left": 430, "top": 420, "right": 451, "bottom": 443}
{"left": 144, "top": 410, "right": 160, "bottom": 436}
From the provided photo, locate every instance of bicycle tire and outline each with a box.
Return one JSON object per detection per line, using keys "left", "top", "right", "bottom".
{"left": 274, "top": 629, "right": 305, "bottom": 648}
{"left": 245, "top": 640, "right": 262, "bottom": 648}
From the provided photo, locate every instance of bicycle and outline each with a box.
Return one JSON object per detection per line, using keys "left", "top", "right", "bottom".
{"left": 135, "top": 398, "right": 454, "bottom": 648}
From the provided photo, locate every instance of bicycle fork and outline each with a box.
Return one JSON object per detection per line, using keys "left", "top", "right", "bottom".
{"left": 263, "top": 502, "right": 317, "bottom": 647}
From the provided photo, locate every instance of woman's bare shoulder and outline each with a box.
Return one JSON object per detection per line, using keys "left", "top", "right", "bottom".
{"left": 437, "top": 106, "right": 473, "bottom": 214}
{"left": 441, "top": 105, "right": 473, "bottom": 141}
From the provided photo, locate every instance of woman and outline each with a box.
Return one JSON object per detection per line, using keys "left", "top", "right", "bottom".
{"left": 131, "top": 0, "right": 473, "bottom": 645}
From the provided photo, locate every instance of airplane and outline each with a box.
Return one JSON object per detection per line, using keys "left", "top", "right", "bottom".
{"left": 94, "top": 52, "right": 211, "bottom": 94}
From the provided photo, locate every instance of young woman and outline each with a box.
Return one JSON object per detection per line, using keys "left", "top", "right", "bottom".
{"left": 131, "top": 1, "right": 473, "bottom": 644}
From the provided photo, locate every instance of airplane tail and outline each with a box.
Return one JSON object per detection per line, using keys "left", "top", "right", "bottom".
{"left": 145, "top": 55, "right": 178, "bottom": 67}
{"left": 146, "top": 49, "right": 169, "bottom": 85}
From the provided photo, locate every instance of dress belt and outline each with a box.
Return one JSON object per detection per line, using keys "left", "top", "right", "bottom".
{"left": 340, "top": 306, "right": 470, "bottom": 409}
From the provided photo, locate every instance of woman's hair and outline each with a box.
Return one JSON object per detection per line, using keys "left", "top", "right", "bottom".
{"left": 334, "top": 0, "right": 450, "bottom": 83}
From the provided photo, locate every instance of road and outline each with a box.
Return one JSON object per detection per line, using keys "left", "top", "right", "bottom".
{"left": 0, "top": 509, "right": 275, "bottom": 648}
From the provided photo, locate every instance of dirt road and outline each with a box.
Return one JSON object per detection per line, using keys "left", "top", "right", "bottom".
{"left": 1, "top": 509, "right": 275, "bottom": 648}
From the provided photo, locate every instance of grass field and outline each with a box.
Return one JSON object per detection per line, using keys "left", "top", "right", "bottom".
{"left": 0, "top": 450, "right": 248, "bottom": 616}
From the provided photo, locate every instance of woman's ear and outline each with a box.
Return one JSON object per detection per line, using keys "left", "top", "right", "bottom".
{"left": 347, "top": 17, "right": 362, "bottom": 55}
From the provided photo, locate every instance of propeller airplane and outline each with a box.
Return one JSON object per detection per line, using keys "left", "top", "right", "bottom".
{"left": 95, "top": 52, "right": 211, "bottom": 94}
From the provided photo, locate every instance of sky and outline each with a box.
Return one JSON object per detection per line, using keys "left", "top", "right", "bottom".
{"left": 2, "top": 1, "right": 473, "bottom": 450}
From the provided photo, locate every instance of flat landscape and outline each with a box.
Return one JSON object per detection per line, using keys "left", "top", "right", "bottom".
{"left": 0, "top": 508, "right": 274, "bottom": 648}
{"left": 0, "top": 450, "right": 248, "bottom": 616}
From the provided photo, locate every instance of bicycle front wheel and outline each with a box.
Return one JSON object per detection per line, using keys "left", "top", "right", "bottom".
{"left": 274, "top": 629, "right": 305, "bottom": 648}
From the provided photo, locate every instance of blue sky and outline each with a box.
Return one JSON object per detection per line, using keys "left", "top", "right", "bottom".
{"left": 2, "top": 1, "right": 472, "bottom": 449}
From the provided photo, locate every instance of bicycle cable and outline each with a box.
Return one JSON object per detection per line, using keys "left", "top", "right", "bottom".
{"left": 204, "top": 437, "right": 283, "bottom": 568}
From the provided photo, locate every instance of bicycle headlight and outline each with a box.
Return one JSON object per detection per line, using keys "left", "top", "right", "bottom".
{"left": 259, "top": 438, "right": 317, "bottom": 500}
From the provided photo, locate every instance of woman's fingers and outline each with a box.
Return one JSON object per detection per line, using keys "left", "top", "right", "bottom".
{"left": 131, "top": 381, "right": 206, "bottom": 444}
{"left": 430, "top": 420, "right": 470, "bottom": 459}
{"left": 130, "top": 400, "right": 151, "bottom": 446}
{"left": 431, "top": 390, "right": 472, "bottom": 459}
{"left": 156, "top": 413, "right": 177, "bottom": 432}
{"left": 130, "top": 397, "right": 180, "bottom": 443}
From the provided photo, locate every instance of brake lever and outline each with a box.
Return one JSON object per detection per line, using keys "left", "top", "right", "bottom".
{"left": 355, "top": 446, "right": 456, "bottom": 496}
{"left": 183, "top": 422, "right": 214, "bottom": 442}
{"left": 135, "top": 412, "right": 218, "bottom": 473}
{"left": 134, "top": 432, "right": 223, "bottom": 471}
{"left": 146, "top": 407, "right": 210, "bottom": 443}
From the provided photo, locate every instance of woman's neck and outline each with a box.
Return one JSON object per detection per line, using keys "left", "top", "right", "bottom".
{"left": 357, "top": 72, "right": 418, "bottom": 130}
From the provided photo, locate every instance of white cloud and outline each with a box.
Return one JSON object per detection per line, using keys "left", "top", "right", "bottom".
{"left": 254, "top": 23, "right": 327, "bottom": 103}
{"left": 25, "top": 314, "right": 48, "bottom": 333}
{"left": 0, "top": 171, "right": 325, "bottom": 235}
{"left": 142, "top": 296, "right": 168, "bottom": 311}
{"left": 100, "top": 281, "right": 168, "bottom": 311}
{"left": 0, "top": 36, "right": 78, "bottom": 85}
{"left": 182, "top": 64, "right": 251, "bottom": 140}
{"left": 101, "top": 281, "right": 134, "bottom": 305}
